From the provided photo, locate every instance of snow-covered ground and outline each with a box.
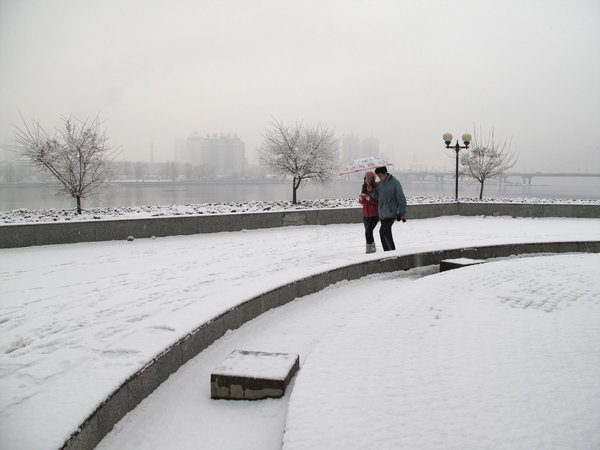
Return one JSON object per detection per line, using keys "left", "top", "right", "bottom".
{"left": 1, "top": 196, "right": 600, "bottom": 224}
{"left": 1, "top": 215, "right": 600, "bottom": 449}
{"left": 97, "top": 255, "right": 600, "bottom": 450}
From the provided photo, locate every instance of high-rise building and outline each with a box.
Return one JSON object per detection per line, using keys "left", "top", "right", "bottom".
{"left": 361, "top": 136, "right": 379, "bottom": 157}
{"left": 342, "top": 134, "right": 380, "bottom": 162}
{"left": 342, "top": 134, "right": 361, "bottom": 162}
{"left": 175, "top": 133, "right": 246, "bottom": 175}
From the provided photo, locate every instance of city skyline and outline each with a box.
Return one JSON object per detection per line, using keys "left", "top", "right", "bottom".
{"left": 1, "top": 0, "right": 599, "bottom": 173}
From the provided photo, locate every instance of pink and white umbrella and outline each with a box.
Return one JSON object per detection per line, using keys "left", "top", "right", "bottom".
{"left": 338, "top": 156, "right": 393, "bottom": 175}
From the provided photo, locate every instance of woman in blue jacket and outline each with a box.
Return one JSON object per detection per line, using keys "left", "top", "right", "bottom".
{"left": 367, "top": 166, "right": 407, "bottom": 251}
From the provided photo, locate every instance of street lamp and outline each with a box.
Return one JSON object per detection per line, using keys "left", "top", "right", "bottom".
{"left": 443, "top": 132, "right": 472, "bottom": 200}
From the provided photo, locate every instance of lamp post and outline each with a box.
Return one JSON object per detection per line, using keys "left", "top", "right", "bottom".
{"left": 443, "top": 132, "right": 472, "bottom": 200}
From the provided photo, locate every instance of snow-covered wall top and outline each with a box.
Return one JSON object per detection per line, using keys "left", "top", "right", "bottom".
{"left": 1, "top": 201, "right": 599, "bottom": 249}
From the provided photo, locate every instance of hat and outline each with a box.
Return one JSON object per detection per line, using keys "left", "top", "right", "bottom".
{"left": 365, "top": 171, "right": 376, "bottom": 180}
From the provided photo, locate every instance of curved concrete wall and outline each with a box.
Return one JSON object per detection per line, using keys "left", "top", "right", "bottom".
{"left": 61, "top": 239, "right": 600, "bottom": 450}
{"left": 2, "top": 202, "right": 600, "bottom": 248}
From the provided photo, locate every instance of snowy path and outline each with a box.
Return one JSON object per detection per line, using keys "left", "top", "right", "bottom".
{"left": 283, "top": 254, "right": 600, "bottom": 449}
{"left": 1, "top": 216, "right": 600, "bottom": 449}
{"left": 96, "top": 268, "right": 436, "bottom": 450}
{"left": 97, "top": 255, "right": 600, "bottom": 450}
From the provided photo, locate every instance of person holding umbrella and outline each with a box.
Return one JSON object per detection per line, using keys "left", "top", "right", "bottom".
{"left": 358, "top": 171, "right": 379, "bottom": 253}
{"left": 367, "top": 166, "right": 407, "bottom": 251}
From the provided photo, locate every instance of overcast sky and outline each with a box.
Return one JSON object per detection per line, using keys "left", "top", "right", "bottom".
{"left": 1, "top": 0, "right": 599, "bottom": 171}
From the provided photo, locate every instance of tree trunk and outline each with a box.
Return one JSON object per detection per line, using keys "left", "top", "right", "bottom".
{"left": 479, "top": 180, "right": 485, "bottom": 200}
{"left": 76, "top": 196, "right": 82, "bottom": 214}
{"left": 292, "top": 176, "right": 302, "bottom": 204}
{"left": 292, "top": 177, "right": 297, "bottom": 204}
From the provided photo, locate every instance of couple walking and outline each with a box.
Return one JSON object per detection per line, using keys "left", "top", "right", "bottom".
{"left": 358, "top": 166, "right": 406, "bottom": 253}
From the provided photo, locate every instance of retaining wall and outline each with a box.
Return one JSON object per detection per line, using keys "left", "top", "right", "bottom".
{"left": 2, "top": 202, "right": 600, "bottom": 248}
{"left": 61, "top": 239, "right": 600, "bottom": 450}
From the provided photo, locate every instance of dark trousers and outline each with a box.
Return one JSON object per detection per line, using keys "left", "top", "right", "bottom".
{"left": 363, "top": 216, "right": 379, "bottom": 244}
{"left": 379, "top": 218, "right": 396, "bottom": 251}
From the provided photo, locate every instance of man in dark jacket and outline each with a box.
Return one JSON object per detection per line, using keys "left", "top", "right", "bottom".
{"left": 367, "top": 166, "right": 407, "bottom": 251}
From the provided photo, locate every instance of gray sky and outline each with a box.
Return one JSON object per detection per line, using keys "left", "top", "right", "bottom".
{"left": 1, "top": 0, "right": 599, "bottom": 171}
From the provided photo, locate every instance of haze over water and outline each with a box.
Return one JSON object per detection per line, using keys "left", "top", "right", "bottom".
{"left": 1, "top": 176, "right": 599, "bottom": 211}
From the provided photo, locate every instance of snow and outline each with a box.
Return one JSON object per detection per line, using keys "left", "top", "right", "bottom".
{"left": 441, "top": 257, "right": 486, "bottom": 264}
{"left": 1, "top": 196, "right": 599, "bottom": 224}
{"left": 282, "top": 255, "right": 600, "bottom": 449}
{"left": 1, "top": 214, "right": 600, "bottom": 449}
{"left": 212, "top": 350, "right": 299, "bottom": 381}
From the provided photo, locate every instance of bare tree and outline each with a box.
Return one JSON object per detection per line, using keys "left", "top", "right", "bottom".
{"left": 460, "top": 127, "right": 517, "bottom": 199}
{"left": 13, "top": 115, "right": 116, "bottom": 213}
{"left": 259, "top": 119, "right": 338, "bottom": 203}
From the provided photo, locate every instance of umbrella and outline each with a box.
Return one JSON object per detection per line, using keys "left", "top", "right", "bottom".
{"left": 338, "top": 157, "right": 393, "bottom": 175}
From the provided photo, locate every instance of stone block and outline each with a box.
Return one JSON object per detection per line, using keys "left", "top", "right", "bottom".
{"left": 95, "top": 219, "right": 147, "bottom": 242}
{"left": 61, "top": 415, "right": 99, "bottom": 450}
{"left": 346, "top": 263, "right": 364, "bottom": 281}
{"left": 542, "top": 203, "right": 586, "bottom": 218}
{"left": 362, "top": 259, "right": 383, "bottom": 276}
{"left": 322, "top": 267, "right": 348, "bottom": 288}
{"left": 523, "top": 203, "right": 545, "bottom": 218}
{"left": 411, "top": 251, "right": 440, "bottom": 268}
{"left": 97, "top": 385, "right": 129, "bottom": 440}
{"left": 440, "top": 258, "right": 486, "bottom": 272}
{"left": 211, "top": 350, "right": 300, "bottom": 400}
{"left": 146, "top": 216, "right": 197, "bottom": 237}
{"left": 469, "top": 246, "right": 497, "bottom": 260}
{"left": 482, "top": 244, "right": 510, "bottom": 259}
{"left": 202, "top": 319, "right": 226, "bottom": 348}
{"left": 221, "top": 308, "right": 241, "bottom": 333}
{"left": 317, "top": 208, "right": 362, "bottom": 225}
{"left": 181, "top": 328, "right": 205, "bottom": 364}
{"left": 278, "top": 282, "right": 298, "bottom": 306}
{"left": 457, "top": 202, "right": 485, "bottom": 217}
{"left": 282, "top": 211, "right": 307, "bottom": 226}
{"left": 196, "top": 215, "right": 226, "bottom": 233}
{"left": 237, "top": 298, "right": 262, "bottom": 323}
{"left": 555, "top": 241, "right": 579, "bottom": 253}
{"left": 0, "top": 224, "right": 36, "bottom": 248}
{"left": 577, "top": 241, "right": 600, "bottom": 253}
{"left": 240, "top": 212, "right": 281, "bottom": 230}
{"left": 260, "top": 290, "right": 280, "bottom": 313}
{"left": 377, "top": 257, "right": 403, "bottom": 274}
{"left": 303, "top": 210, "right": 321, "bottom": 226}
{"left": 456, "top": 247, "right": 482, "bottom": 260}
{"left": 412, "top": 203, "right": 456, "bottom": 219}
{"left": 296, "top": 276, "right": 321, "bottom": 298}
{"left": 127, "top": 347, "right": 182, "bottom": 409}
{"left": 394, "top": 255, "right": 412, "bottom": 271}
{"left": 36, "top": 221, "right": 96, "bottom": 246}
{"left": 219, "top": 214, "right": 244, "bottom": 232}
{"left": 574, "top": 205, "right": 600, "bottom": 218}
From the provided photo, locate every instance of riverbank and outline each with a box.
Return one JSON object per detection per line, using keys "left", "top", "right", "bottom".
{"left": 2, "top": 196, "right": 600, "bottom": 224}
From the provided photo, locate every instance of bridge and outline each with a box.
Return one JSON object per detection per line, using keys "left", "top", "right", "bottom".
{"left": 500, "top": 172, "right": 600, "bottom": 184}
{"left": 394, "top": 171, "right": 600, "bottom": 184}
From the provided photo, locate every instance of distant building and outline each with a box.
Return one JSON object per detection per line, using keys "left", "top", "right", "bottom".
{"left": 175, "top": 132, "right": 246, "bottom": 175}
{"left": 342, "top": 134, "right": 361, "bottom": 162}
{"left": 342, "top": 134, "right": 379, "bottom": 162}
{"left": 361, "top": 136, "right": 380, "bottom": 157}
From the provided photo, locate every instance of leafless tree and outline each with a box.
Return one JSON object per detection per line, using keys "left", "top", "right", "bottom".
{"left": 259, "top": 119, "right": 338, "bottom": 203}
{"left": 13, "top": 114, "right": 116, "bottom": 213}
{"left": 460, "top": 127, "right": 517, "bottom": 199}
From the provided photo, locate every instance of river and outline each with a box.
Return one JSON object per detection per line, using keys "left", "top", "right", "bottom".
{"left": 0, "top": 176, "right": 599, "bottom": 211}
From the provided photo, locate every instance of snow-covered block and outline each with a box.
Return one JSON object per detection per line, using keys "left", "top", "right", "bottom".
{"left": 440, "top": 258, "right": 486, "bottom": 272}
{"left": 211, "top": 350, "right": 300, "bottom": 400}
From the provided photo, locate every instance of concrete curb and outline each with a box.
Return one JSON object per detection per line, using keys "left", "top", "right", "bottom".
{"left": 2, "top": 202, "right": 600, "bottom": 248}
{"left": 60, "top": 239, "right": 600, "bottom": 450}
